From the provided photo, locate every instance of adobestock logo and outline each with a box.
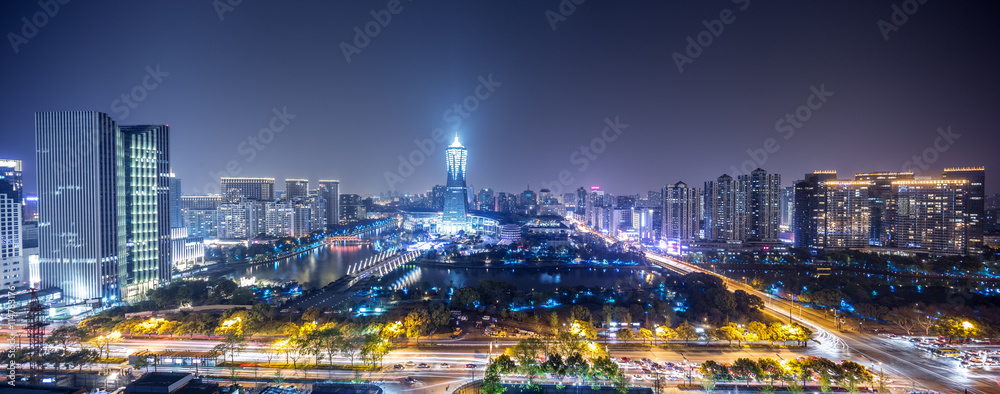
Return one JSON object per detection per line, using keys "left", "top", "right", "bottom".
{"left": 340, "top": 0, "right": 410, "bottom": 64}
{"left": 191, "top": 106, "right": 297, "bottom": 195}
{"left": 540, "top": 116, "right": 628, "bottom": 196}
{"left": 671, "top": 0, "right": 750, "bottom": 73}
{"left": 877, "top": 0, "right": 929, "bottom": 41}
{"left": 110, "top": 65, "right": 170, "bottom": 120}
{"left": 384, "top": 74, "right": 501, "bottom": 191}
{"left": 900, "top": 126, "right": 960, "bottom": 176}
{"left": 7, "top": 0, "right": 70, "bottom": 54}
{"left": 729, "top": 84, "right": 834, "bottom": 177}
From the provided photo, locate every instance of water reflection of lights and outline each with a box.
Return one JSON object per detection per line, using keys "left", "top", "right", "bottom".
{"left": 390, "top": 268, "right": 422, "bottom": 290}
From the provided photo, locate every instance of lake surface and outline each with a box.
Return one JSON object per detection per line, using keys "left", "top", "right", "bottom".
{"left": 227, "top": 244, "right": 378, "bottom": 288}
{"left": 374, "top": 265, "right": 672, "bottom": 292}
{"left": 226, "top": 242, "right": 672, "bottom": 292}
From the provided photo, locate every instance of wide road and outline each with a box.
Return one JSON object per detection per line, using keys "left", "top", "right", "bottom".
{"left": 5, "top": 340, "right": 920, "bottom": 394}
{"left": 645, "top": 249, "right": 999, "bottom": 394}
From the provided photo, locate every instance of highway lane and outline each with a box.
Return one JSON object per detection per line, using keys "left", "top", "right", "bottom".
{"left": 644, "top": 249, "right": 998, "bottom": 394}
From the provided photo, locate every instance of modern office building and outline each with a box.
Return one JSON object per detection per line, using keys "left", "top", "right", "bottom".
{"left": 285, "top": 179, "right": 309, "bottom": 199}
{"left": 118, "top": 125, "right": 173, "bottom": 300}
{"left": 893, "top": 179, "right": 968, "bottom": 254}
{"left": 317, "top": 180, "right": 340, "bottom": 226}
{"left": 739, "top": 168, "right": 781, "bottom": 242}
{"left": 942, "top": 167, "right": 985, "bottom": 254}
{"left": 441, "top": 136, "right": 469, "bottom": 234}
{"left": 662, "top": 181, "right": 701, "bottom": 244}
{"left": 793, "top": 171, "right": 838, "bottom": 250}
{"left": 824, "top": 181, "right": 872, "bottom": 249}
{"left": 168, "top": 175, "right": 183, "bottom": 229}
{"left": 704, "top": 174, "right": 740, "bottom": 242}
{"left": 36, "top": 112, "right": 172, "bottom": 302}
{"left": 0, "top": 178, "right": 24, "bottom": 289}
{"left": 220, "top": 177, "right": 274, "bottom": 202}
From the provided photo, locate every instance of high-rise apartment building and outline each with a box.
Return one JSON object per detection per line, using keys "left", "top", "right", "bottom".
{"left": 893, "top": 179, "right": 968, "bottom": 254}
{"left": 793, "top": 171, "right": 838, "bottom": 250}
{"left": 217, "top": 200, "right": 264, "bottom": 239}
{"left": 705, "top": 175, "right": 739, "bottom": 241}
{"left": 854, "top": 172, "right": 914, "bottom": 247}
{"left": 942, "top": 167, "right": 985, "bottom": 254}
{"left": 318, "top": 180, "right": 340, "bottom": 227}
{"left": 739, "top": 168, "right": 781, "bottom": 241}
{"left": 340, "top": 194, "right": 366, "bottom": 223}
{"left": 662, "top": 182, "right": 701, "bottom": 244}
{"left": 221, "top": 177, "right": 274, "bottom": 202}
{"left": 183, "top": 209, "right": 217, "bottom": 239}
{"left": 441, "top": 136, "right": 469, "bottom": 233}
{"left": 824, "top": 181, "right": 872, "bottom": 249}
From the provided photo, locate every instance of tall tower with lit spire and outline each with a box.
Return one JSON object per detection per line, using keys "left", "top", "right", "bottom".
{"left": 442, "top": 135, "right": 469, "bottom": 233}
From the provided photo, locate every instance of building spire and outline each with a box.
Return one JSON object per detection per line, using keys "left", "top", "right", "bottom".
{"left": 450, "top": 134, "right": 463, "bottom": 148}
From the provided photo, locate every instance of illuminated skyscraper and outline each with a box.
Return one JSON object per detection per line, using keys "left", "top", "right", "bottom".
{"left": 36, "top": 112, "right": 172, "bottom": 302}
{"left": 118, "top": 125, "right": 173, "bottom": 300}
{"left": 441, "top": 135, "right": 468, "bottom": 233}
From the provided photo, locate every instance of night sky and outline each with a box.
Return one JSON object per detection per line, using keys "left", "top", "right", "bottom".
{"left": 2, "top": 0, "right": 998, "bottom": 196}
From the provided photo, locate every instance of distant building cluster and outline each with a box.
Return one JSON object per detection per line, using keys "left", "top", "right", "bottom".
{"left": 181, "top": 177, "right": 354, "bottom": 241}
{"left": 794, "top": 169, "right": 986, "bottom": 255}
{"left": 1, "top": 109, "right": 994, "bottom": 308}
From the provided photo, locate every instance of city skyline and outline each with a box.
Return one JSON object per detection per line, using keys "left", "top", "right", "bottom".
{"left": 1, "top": 1, "right": 999, "bottom": 196}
